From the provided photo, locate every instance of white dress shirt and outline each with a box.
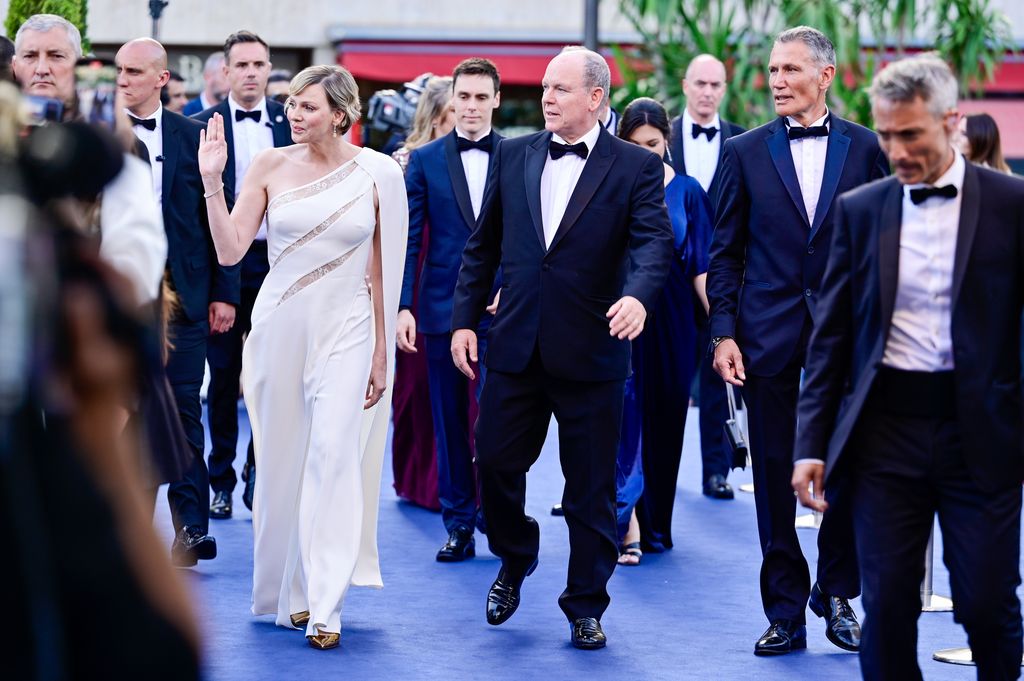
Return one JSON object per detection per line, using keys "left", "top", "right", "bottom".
{"left": 882, "top": 151, "right": 965, "bottom": 372}
{"left": 787, "top": 110, "right": 830, "bottom": 225}
{"left": 128, "top": 105, "right": 164, "bottom": 206}
{"left": 540, "top": 122, "right": 602, "bottom": 248}
{"left": 456, "top": 127, "right": 490, "bottom": 220}
{"left": 228, "top": 95, "right": 275, "bottom": 240}
{"left": 682, "top": 109, "right": 721, "bottom": 193}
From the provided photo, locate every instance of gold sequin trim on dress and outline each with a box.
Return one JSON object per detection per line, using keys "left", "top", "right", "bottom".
{"left": 278, "top": 245, "right": 359, "bottom": 306}
{"left": 267, "top": 162, "right": 359, "bottom": 214}
{"left": 273, "top": 192, "right": 368, "bottom": 268}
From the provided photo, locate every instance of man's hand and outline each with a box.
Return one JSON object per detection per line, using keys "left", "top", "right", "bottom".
{"left": 792, "top": 461, "right": 828, "bottom": 513}
{"left": 396, "top": 309, "right": 417, "bottom": 353}
{"left": 450, "top": 329, "right": 479, "bottom": 380}
{"left": 486, "top": 288, "right": 501, "bottom": 315}
{"left": 208, "top": 302, "right": 236, "bottom": 334}
{"left": 713, "top": 338, "right": 746, "bottom": 386}
{"left": 607, "top": 295, "right": 647, "bottom": 340}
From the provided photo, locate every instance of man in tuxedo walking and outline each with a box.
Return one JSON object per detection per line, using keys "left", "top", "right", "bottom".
{"left": 117, "top": 37, "right": 240, "bottom": 567}
{"left": 194, "top": 30, "right": 292, "bottom": 519}
{"left": 707, "top": 26, "right": 889, "bottom": 655}
{"left": 669, "top": 53, "right": 745, "bottom": 501}
{"left": 793, "top": 54, "right": 1024, "bottom": 680}
{"left": 396, "top": 58, "right": 502, "bottom": 562}
{"left": 451, "top": 46, "right": 672, "bottom": 649}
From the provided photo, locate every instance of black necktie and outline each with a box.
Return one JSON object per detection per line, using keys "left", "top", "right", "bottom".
{"left": 691, "top": 123, "right": 718, "bottom": 141}
{"left": 129, "top": 115, "right": 156, "bottom": 131}
{"left": 787, "top": 120, "right": 829, "bottom": 141}
{"left": 549, "top": 140, "right": 589, "bottom": 160}
{"left": 235, "top": 109, "right": 261, "bottom": 123}
{"left": 909, "top": 184, "right": 958, "bottom": 205}
{"left": 456, "top": 133, "right": 492, "bottom": 153}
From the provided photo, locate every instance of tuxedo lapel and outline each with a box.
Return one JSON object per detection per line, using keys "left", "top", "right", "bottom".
{"left": 266, "top": 100, "right": 292, "bottom": 147}
{"left": 809, "top": 118, "right": 851, "bottom": 242}
{"left": 951, "top": 162, "right": 981, "bottom": 310}
{"left": 525, "top": 132, "right": 549, "bottom": 247}
{"left": 218, "top": 101, "right": 236, "bottom": 198}
{"left": 547, "top": 128, "right": 615, "bottom": 253}
{"left": 878, "top": 180, "right": 903, "bottom": 345}
{"left": 443, "top": 132, "right": 477, "bottom": 231}
{"left": 670, "top": 116, "right": 687, "bottom": 175}
{"left": 766, "top": 120, "right": 810, "bottom": 227}
{"left": 161, "top": 111, "right": 180, "bottom": 202}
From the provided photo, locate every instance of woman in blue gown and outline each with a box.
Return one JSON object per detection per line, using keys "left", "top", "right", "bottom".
{"left": 615, "top": 98, "right": 714, "bottom": 564}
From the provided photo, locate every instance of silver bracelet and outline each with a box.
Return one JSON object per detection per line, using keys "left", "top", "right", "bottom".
{"left": 203, "top": 183, "right": 224, "bottom": 199}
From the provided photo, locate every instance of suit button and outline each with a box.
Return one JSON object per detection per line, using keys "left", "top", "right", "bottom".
{"left": 804, "top": 289, "right": 812, "bottom": 297}
{"left": 807, "top": 246, "right": 815, "bottom": 254}
{"left": 542, "top": 264, "right": 551, "bottom": 272}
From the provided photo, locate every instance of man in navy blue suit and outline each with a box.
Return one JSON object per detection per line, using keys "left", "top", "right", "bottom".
{"left": 707, "top": 26, "right": 889, "bottom": 655}
{"left": 194, "top": 31, "right": 292, "bottom": 520}
{"left": 396, "top": 58, "right": 502, "bottom": 562}
{"left": 451, "top": 47, "right": 672, "bottom": 649}
{"left": 793, "top": 54, "right": 1024, "bottom": 680}
{"left": 669, "top": 53, "right": 746, "bottom": 500}
{"left": 182, "top": 52, "right": 226, "bottom": 117}
{"left": 117, "top": 37, "right": 240, "bottom": 567}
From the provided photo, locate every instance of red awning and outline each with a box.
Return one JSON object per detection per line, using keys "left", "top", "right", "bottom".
{"left": 337, "top": 41, "right": 624, "bottom": 86}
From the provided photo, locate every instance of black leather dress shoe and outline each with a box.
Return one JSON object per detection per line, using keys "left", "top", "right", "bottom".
{"left": 436, "top": 525, "right": 475, "bottom": 562}
{"left": 809, "top": 582, "right": 861, "bottom": 651}
{"left": 241, "top": 462, "right": 255, "bottom": 511}
{"left": 754, "top": 620, "right": 807, "bottom": 655}
{"left": 703, "top": 474, "right": 735, "bottom": 499}
{"left": 570, "top": 617, "right": 607, "bottom": 650}
{"left": 551, "top": 503, "right": 564, "bottom": 516}
{"left": 486, "top": 559, "right": 538, "bottom": 625}
{"left": 210, "top": 491, "right": 232, "bottom": 519}
{"left": 171, "top": 526, "right": 217, "bottom": 568}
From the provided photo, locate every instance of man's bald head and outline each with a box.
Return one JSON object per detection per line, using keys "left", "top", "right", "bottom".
{"left": 115, "top": 38, "right": 170, "bottom": 116}
{"left": 683, "top": 54, "right": 727, "bottom": 124}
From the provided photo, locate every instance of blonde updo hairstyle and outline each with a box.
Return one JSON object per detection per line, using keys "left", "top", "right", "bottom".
{"left": 289, "top": 65, "right": 362, "bottom": 136}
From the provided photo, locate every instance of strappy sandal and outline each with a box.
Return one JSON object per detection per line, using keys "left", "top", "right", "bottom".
{"left": 617, "top": 541, "right": 643, "bottom": 566}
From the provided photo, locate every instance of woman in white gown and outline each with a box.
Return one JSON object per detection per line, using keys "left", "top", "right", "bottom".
{"left": 198, "top": 65, "right": 407, "bottom": 650}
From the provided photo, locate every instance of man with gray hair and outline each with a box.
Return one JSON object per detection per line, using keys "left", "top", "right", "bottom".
{"left": 793, "top": 53, "right": 1024, "bottom": 680}
{"left": 707, "top": 25, "right": 889, "bottom": 655}
{"left": 11, "top": 13, "right": 82, "bottom": 112}
{"left": 451, "top": 46, "right": 672, "bottom": 649}
{"left": 182, "top": 51, "right": 227, "bottom": 116}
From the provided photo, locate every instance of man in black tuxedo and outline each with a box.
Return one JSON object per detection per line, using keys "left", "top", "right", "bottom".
{"left": 194, "top": 30, "right": 292, "bottom": 520}
{"left": 707, "top": 26, "right": 889, "bottom": 655}
{"left": 793, "top": 54, "right": 1024, "bottom": 681}
{"left": 669, "top": 53, "right": 745, "bottom": 501}
{"left": 117, "top": 38, "right": 239, "bottom": 567}
{"left": 451, "top": 46, "right": 672, "bottom": 649}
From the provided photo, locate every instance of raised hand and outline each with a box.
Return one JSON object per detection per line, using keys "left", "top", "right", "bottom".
{"left": 198, "top": 112, "right": 229, "bottom": 182}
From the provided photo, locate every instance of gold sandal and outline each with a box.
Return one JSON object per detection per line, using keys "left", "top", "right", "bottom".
{"left": 289, "top": 611, "right": 310, "bottom": 627}
{"left": 306, "top": 627, "right": 340, "bottom": 650}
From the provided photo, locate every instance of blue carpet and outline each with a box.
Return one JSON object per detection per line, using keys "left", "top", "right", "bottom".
{"left": 154, "top": 406, "right": 983, "bottom": 680}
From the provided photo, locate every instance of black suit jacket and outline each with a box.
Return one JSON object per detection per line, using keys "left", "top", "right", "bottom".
{"left": 451, "top": 127, "right": 674, "bottom": 382}
{"left": 794, "top": 164, "right": 1024, "bottom": 492}
{"left": 160, "top": 109, "right": 240, "bottom": 322}
{"left": 707, "top": 115, "right": 889, "bottom": 376}
{"left": 668, "top": 114, "right": 744, "bottom": 208}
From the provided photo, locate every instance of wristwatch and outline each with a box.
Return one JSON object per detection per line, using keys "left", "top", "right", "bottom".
{"left": 711, "top": 336, "right": 731, "bottom": 348}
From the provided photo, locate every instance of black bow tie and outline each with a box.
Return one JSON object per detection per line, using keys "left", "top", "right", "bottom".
{"left": 787, "top": 118, "right": 830, "bottom": 140}
{"left": 909, "top": 184, "right": 958, "bottom": 205}
{"left": 129, "top": 115, "right": 156, "bottom": 131}
{"left": 235, "top": 109, "right": 262, "bottom": 123}
{"left": 456, "top": 134, "right": 492, "bottom": 153}
{"left": 691, "top": 123, "right": 718, "bottom": 141}
{"left": 549, "top": 140, "right": 589, "bottom": 160}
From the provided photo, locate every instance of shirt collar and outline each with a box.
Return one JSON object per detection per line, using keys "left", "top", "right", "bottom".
{"left": 786, "top": 108, "right": 830, "bottom": 130}
{"left": 127, "top": 105, "right": 163, "bottom": 128}
{"left": 551, "top": 122, "right": 602, "bottom": 154}
{"left": 904, "top": 149, "right": 966, "bottom": 195}
{"left": 456, "top": 127, "right": 492, "bottom": 141}
{"left": 228, "top": 94, "right": 269, "bottom": 122}
{"left": 682, "top": 108, "right": 720, "bottom": 131}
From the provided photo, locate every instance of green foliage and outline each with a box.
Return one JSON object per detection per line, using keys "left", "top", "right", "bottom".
{"left": 5, "top": 0, "right": 90, "bottom": 52}
{"left": 614, "top": 0, "right": 1014, "bottom": 129}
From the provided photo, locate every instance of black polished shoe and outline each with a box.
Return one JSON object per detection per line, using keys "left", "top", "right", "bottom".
{"left": 809, "top": 582, "right": 861, "bottom": 651}
{"left": 754, "top": 620, "right": 807, "bottom": 655}
{"left": 241, "top": 462, "right": 255, "bottom": 511}
{"left": 171, "top": 526, "right": 217, "bottom": 568}
{"left": 551, "top": 503, "right": 564, "bottom": 516}
{"left": 570, "top": 617, "right": 607, "bottom": 650}
{"left": 485, "top": 559, "right": 538, "bottom": 625}
{"left": 436, "top": 525, "right": 476, "bottom": 562}
{"left": 210, "top": 491, "right": 233, "bottom": 519}
{"left": 703, "top": 474, "right": 735, "bottom": 500}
